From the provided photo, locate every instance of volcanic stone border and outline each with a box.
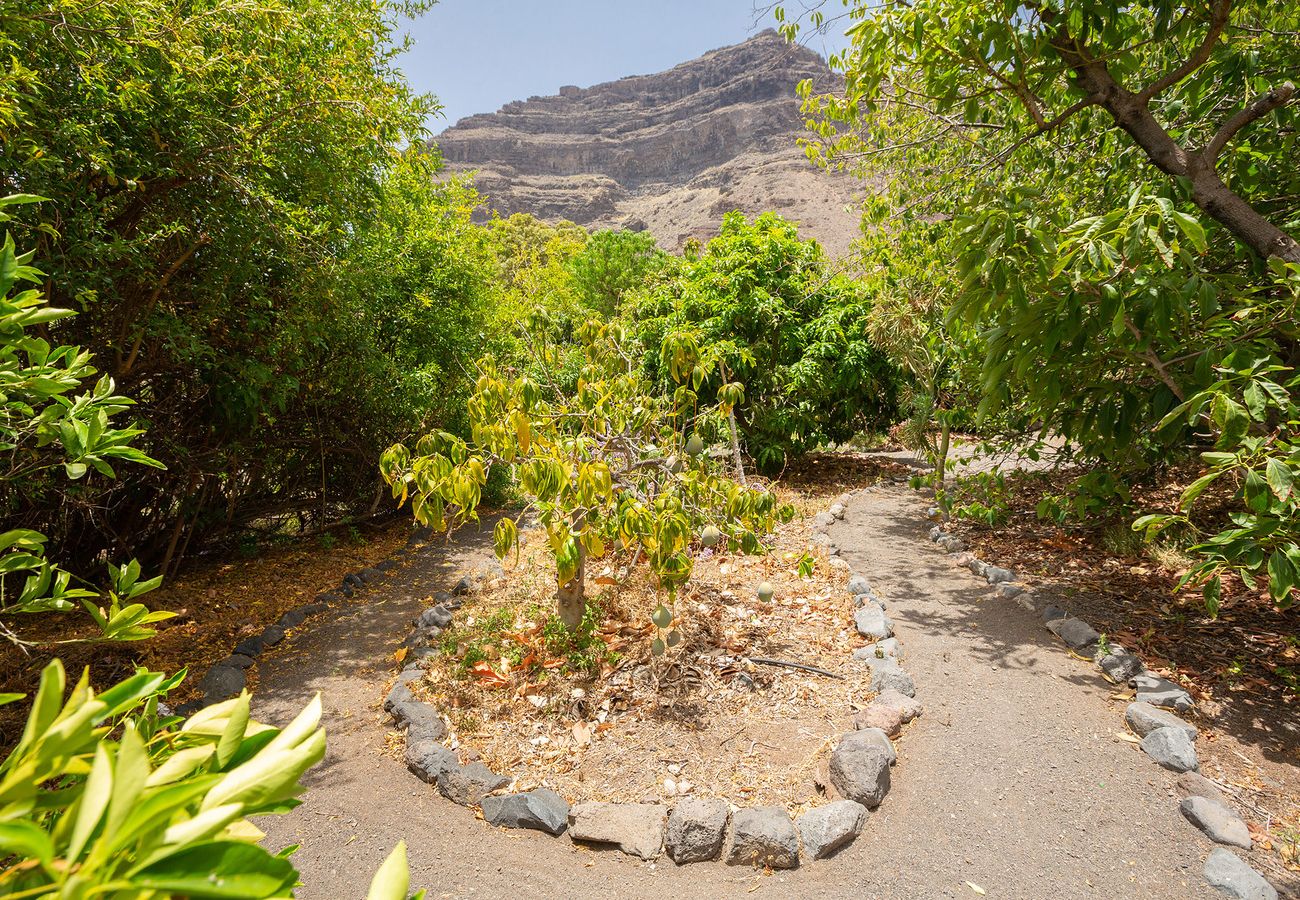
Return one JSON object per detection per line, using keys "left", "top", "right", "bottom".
{"left": 925, "top": 516, "right": 1279, "bottom": 899}
{"left": 173, "top": 529, "right": 429, "bottom": 716}
{"left": 387, "top": 490, "right": 924, "bottom": 867}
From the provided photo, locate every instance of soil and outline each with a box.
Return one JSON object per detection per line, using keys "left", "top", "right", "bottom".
{"left": 247, "top": 469, "right": 1243, "bottom": 899}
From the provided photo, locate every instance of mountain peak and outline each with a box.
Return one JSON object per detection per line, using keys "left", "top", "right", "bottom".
{"left": 433, "top": 30, "right": 863, "bottom": 255}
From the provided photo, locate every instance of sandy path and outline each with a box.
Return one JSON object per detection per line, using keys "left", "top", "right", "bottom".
{"left": 252, "top": 488, "right": 1219, "bottom": 899}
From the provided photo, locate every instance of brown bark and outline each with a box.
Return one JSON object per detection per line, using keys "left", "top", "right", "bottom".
{"left": 556, "top": 548, "right": 586, "bottom": 630}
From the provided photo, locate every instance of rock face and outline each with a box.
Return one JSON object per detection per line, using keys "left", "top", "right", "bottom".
{"left": 432, "top": 30, "right": 864, "bottom": 256}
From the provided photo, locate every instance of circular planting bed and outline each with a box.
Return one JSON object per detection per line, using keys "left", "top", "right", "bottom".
{"left": 383, "top": 489, "right": 925, "bottom": 867}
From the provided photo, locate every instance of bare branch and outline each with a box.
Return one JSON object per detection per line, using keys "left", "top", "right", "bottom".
{"left": 1138, "top": 0, "right": 1234, "bottom": 101}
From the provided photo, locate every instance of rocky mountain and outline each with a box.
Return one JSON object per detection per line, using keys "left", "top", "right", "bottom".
{"left": 432, "top": 30, "right": 866, "bottom": 257}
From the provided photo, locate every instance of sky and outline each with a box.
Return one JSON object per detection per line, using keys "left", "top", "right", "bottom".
{"left": 393, "top": 1, "right": 851, "bottom": 131}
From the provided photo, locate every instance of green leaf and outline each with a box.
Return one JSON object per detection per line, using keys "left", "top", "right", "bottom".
{"left": 366, "top": 841, "right": 412, "bottom": 900}
{"left": 132, "top": 841, "right": 299, "bottom": 898}
{"left": 1266, "top": 457, "right": 1294, "bottom": 501}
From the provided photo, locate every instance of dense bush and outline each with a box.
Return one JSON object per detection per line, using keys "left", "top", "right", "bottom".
{"left": 630, "top": 212, "right": 899, "bottom": 472}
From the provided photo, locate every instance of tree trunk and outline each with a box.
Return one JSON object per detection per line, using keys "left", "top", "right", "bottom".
{"left": 556, "top": 546, "right": 586, "bottom": 630}
{"left": 728, "top": 407, "right": 747, "bottom": 484}
{"left": 936, "top": 417, "right": 951, "bottom": 488}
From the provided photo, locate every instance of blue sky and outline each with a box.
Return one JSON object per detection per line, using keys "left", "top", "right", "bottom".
{"left": 393, "top": 1, "right": 851, "bottom": 131}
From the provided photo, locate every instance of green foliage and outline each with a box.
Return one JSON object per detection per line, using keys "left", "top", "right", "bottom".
{"left": 382, "top": 319, "right": 794, "bottom": 637}
{"left": 0, "top": 661, "right": 324, "bottom": 898}
{"left": 0, "top": 197, "right": 170, "bottom": 646}
{"left": 785, "top": 0, "right": 1300, "bottom": 610}
{"left": 630, "top": 212, "right": 899, "bottom": 472}
{"left": 567, "top": 229, "right": 668, "bottom": 317}
{"left": 0, "top": 0, "right": 446, "bottom": 568}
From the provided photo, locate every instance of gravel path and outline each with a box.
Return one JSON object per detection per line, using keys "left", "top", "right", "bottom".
{"left": 252, "top": 488, "right": 1221, "bottom": 899}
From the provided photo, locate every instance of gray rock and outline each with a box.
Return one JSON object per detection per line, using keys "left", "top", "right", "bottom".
{"left": 853, "top": 703, "right": 903, "bottom": 736}
{"left": 402, "top": 627, "right": 441, "bottom": 649}
{"left": 1203, "top": 848, "right": 1278, "bottom": 900}
{"left": 375, "top": 558, "right": 399, "bottom": 572}
{"left": 436, "top": 761, "right": 509, "bottom": 806}
{"left": 868, "top": 658, "right": 915, "bottom": 698}
{"left": 338, "top": 582, "right": 355, "bottom": 598}
{"left": 1046, "top": 616, "right": 1101, "bottom": 652}
{"left": 391, "top": 700, "right": 445, "bottom": 738}
{"left": 384, "top": 681, "right": 414, "bottom": 714}
{"left": 985, "top": 566, "right": 1015, "bottom": 584}
{"left": 568, "top": 801, "right": 665, "bottom": 860}
{"left": 994, "top": 583, "right": 1024, "bottom": 599}
{"left": 1099, "top": 651, "right": 1145, "bottom": 683}
{"left": 1125, "top": 702, "right": 1198, "bottom": 741}
{"left": 1140, "top": 726, "right": 1199, "bottom": 772}
{"left": 726, "top": 806, "right": 799, "bottom": 869}
{"left": 853, "top": 604, "right": 894, "bottom": 641}
{"left": 1181, "top": 796, "right": 1252, "bottom": 849}
{"left": 278, "top": 607, "right": 308, "bottom": 629}
{"left": 851, "top": 726, "right": 897, "bottom": 764}
{"left": 259, "top": 625, "right": 285, "bottom": 646}
{"left": 1178, "top": 772, "right": 1227, "bottom": 804}
{"left": 829, "top": 503, "right": 846, "bottom": 520}
{"left": 299, "top": 601, "right": 327, "bottom": 615}
{"left": 813, "top": 511, "right": 835, "bottom": 527}
{"left": 851, "top": 592, "right": 878, "bottom": 609}
{"left": 928, "top": 525, "right": 943, "bottom": 542}
{"left": 405, "top": 738, "right": 457, "bottom": 784}
{"left": 665, "top": 797, "right": 729, "bottom": 864}
{"left": 174, "top": 700, "right": 203, "bottom": 718}
{"left": 344, "top": 572, "right": 364, "bottom": 588}
{"left": 1130, "top": 672, "right": 1194, "bottom": 711}
{"left": 452, "top": 575, "right": 474, "bottom": 596}
{"left": 939, "top": 536, "right": 966, "bottom": 553}
{"left": 797, "top": 800, "right": 868, "bottom": 860}
{"left": 198, "top": 666, "right": 245, "bottom": 700}
{"left": 965, "top": 558, "right": 989, "bottom": 577}
{"left": 316, "top": 590, "right": 342, "bottom": 605}
{"left": 232, "top": 636, "right": 264, "bottom": 657}
{"left": 853, "top": 637, "right": 903, "bottom": 662}
{"left": 481, "top": 789, "right": 570, "bottom": 836}
{"left": 874, "top": 689, "right": 923, "bottom": 722}
{"left": 218, "top": 653, "right": 255, "bottom": 670}
{"left": 1042, "top": 605, "right": 1067, "bottom": 623}
{"left": 829, "top": 730, "right": 892, "bottom": 808}
{"left": 847, "top": 575, "right": 871, "bottom": 596}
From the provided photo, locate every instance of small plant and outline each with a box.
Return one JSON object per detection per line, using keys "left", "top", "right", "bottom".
{"left": 317, "top": 531, "right": 338, "bottom": 551}
{"left": 796, "top": 552, "right": 816, "bottom": 578}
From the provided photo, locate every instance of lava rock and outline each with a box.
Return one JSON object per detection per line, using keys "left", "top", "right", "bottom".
{"left": 278, "top": 607, "right": 309, "bottom": 629}
{"left": 436, "top": 762, "right": 509, "bottom": 806}
{"left": 338, "top": 582, "right": 355, "bottom": 598}
{"left": 198, "top": 666, "right": 245, "bottom": 701}
{"left": 567, "top": 801, "right": 665, "bottom": 860}
{"left": 853, "top": 637, "right": 904, "bottom": 662}
{"left": 928, "top": 525, "right": 943, "bottom": 542}
{"left": 384, "top": 681, "right": 414, "bottom": 714}
{"left": 402, "top": 627, "right": 440, "bottom": 649}
{"left": 1045, "top": 616, "right": 1100, "bottom": 653}
{"left": 965, "top": 558, "right": 989, "bottom": 577}
{"left": 1181, "top": 796, "right": 1252, "bottom": 849}
{"left": 1130, "top": 672, "right": 1194, "bottom": 712}
{"left": 1203, "top": 848, "right": 1278, "bottom": 900}
{"left": 829, "top": 731, "right": 892, "bottom": 808}
{"left": 391, "top": 700, "right": 445, "bottom": 738}
{"left": 874, "top": 689, "right": 923, "bottom": 722}
{"left": 452, "top": 575, "right": 474, "bottom": 596}
{"left": 481, "top": 789, "right": 570, "bottom": 836}
{"left": 994, "top": 582, "right": 1024, "bottom": 599}
{"left": 1140, "top": 726, "right": 1199, "bottom": 772}
{"left": 851, "top": 726, "right": 897, "bottom": 764}
{"left": 218, "top": 653, "right": 255, "bottom": 670}
{"left": 985, "top": 566, "right": 1015, "bottom": 584}
{"left": 344, "top": 572, "right": 365, "bottom": 588}
{"left": 797, "top": 800, "right": 867, "bottom": 860}
{"left": 829, "top": 503, "right": 846, "bottom": 520}
{"left": 316, "top": 590, "right": 342, "bottom": 605}
{"left": 174, "top": 700, "right": 203, "bottom": 718}
{"left": 867, "top": 658, "right": 915, "bottom": 698}
{"left": 1125, "top": 701, "right": 1198, "bottom": 741}
{"left": 1178, "top": 772, "right": 1228, "bottom": 804}
{"left": 375, "top": 558, "right": 399, "bottom": 572}
{"left": 1098, "top": 651, "right": 1145, "bottom": 683}
{"left": 853, "top": 604, "right": 894, "bottom": 641}
{"left": 939, "top": 536, "right": 966, "bottom": 553}
{"left": 813, "top": 511, "right": 835, "bottom": 527}
{"left": 1042, "top": 605, "right": 1068, "bottom": 623}
{"left": 232, "top": 636, "right": 264, "bottom": 657}
{"left": 405, "top": 737, "right": 458, "bottom": 784}
{"left": 726, "top": 806, "right": 799, "bottom": 869}
{"left": 847, "top": 575, "right": 871, "bottom": 596}
{"left": 853, "top": 703, "right": 904, "bottom": 737}
{"left": 300, "top": 601, "right": 327, "bottom": 616}
{"left": 259, "top": 625, "right": 285, "bottom": 647}
{"left": 665, "top": 797, "right": 729, "bottom": 864}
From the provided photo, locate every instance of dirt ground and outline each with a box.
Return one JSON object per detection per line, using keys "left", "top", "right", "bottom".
{"left": 248, "top": 478, "right": 1237, "bottom": 899}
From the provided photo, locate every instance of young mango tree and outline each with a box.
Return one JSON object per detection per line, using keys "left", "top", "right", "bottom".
{"left": 381, "top": 320, "right": 793, "bottom": 647}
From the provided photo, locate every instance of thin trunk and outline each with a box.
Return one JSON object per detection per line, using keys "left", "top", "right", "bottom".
{"left": 728, "top": 407, "right": 746, "bottom": 484}
{"left": 556, "top": 548, "right": 586, "bottom": 630}
{"left": 936, "top": 418, "right": 951, "bottom": 488}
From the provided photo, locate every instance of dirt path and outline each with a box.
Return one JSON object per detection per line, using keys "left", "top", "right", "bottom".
{"left": 253, "top": 488, "right": 1221, "bottom": 899}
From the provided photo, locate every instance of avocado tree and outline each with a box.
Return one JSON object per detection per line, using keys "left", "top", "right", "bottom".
{"left": 381, "top": 320, "right": 793, "bottom": 643}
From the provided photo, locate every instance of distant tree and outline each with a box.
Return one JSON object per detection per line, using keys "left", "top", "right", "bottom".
{"left": 567, "top": 229, "right": 668, "bottom": 317}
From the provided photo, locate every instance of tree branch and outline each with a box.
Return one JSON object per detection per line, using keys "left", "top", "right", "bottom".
{"left": 1138, "top": 0, "right": 1234, "bottom": 101}
{"left": 1204, "top": 81, "right": 1296, "bottom": 161}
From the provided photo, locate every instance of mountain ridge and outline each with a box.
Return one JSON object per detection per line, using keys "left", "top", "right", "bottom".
{"left": 432, "top": 30, "right": 865, "bottom": 256}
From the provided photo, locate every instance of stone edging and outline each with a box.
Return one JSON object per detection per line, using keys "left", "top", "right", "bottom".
{"left": 925, "top": 516, "right": 1280, "bottom": 900}
{"left": 173, "top": 530, "right": 431, "bottom": 717}
{"left": 384, "top": 491, "right": 924, "bottom": 868}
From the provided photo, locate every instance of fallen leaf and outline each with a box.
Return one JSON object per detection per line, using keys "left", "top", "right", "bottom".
{"left": 572, "top": 720, "right": 593, "bottom": 746}
{"left": 394, "top": 647, "right": 408, "bottom": 663}
{"left": 965, "top": 882, "right": 986, "bottom": 896}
